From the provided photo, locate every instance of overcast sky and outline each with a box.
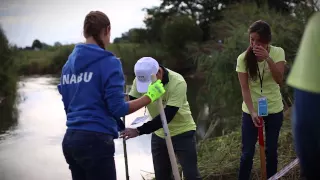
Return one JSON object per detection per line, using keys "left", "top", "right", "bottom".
{"left": 0, "top": 0, "right": 161, "bottom": 47}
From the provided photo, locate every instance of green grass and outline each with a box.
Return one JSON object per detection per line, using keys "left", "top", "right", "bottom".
{"left": 15, "top": 50, "right": 55, "bottom": 75}
{"left": 13, "top": 43, "right": 172, "bottom": 76}
{"left": 14, "top": 44, "right": 75, "bottom": 75}
{"left": 142, "top": 111, "right": 298, "bottom": 180}
{"left": 197, "top": 112, "right": 299, "bottom": 180}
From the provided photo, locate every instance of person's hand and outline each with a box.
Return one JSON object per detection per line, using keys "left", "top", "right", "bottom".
{"left": 253, "top": 45, "right": 269, "bottom": 60}
{"left": 124, "top": 93, "right": 129, "bottom": 101}
{"left": 144, "top": 79, "right": 165, "bottom": 102}
{"left": 120, "top": 128, "right": 139, "bottom": 140}
{"left": 251, "top": 111, "right": 262, "bottom": 127}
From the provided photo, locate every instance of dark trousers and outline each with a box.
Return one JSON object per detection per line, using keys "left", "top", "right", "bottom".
{"left": 62, "top": 129, "right": 116, "bottom": 180}
{"left": 151, "top": 130, "right": 202, "bottom": 180}
{"left": 238, "top": 111, "right": 283, "bottom": 180}
{"left": 292, "top": 89, "right": 320, "bottom": 180}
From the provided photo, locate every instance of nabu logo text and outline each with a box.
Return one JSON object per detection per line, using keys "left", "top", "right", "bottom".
{"left": 62, "top": 72, "right": 93, "bottom": 85}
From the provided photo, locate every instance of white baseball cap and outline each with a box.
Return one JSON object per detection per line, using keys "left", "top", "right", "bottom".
{"left": 134, "top": 57, "right": 159, "bottom": 93}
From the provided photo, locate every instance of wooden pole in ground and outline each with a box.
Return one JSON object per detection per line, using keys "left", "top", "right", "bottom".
{"left": 151, "top": 75, "right": 181, "bottom": 180}
{"left": 123, "top": 76, "right": 130, "bottom": 180}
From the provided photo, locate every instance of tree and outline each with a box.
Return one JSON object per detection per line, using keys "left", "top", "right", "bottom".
{"left": 31, "top": 39, "right": 42, "bottom": 49}
{"left": 142, "top": 7, "right": 173, "bottom": 43}
{"left": 145, "top": 0, "right": 312, "bottom": 42}
{"left": 153, "top": 0, "right": 235, "bottom": 41}
{"left": 54, "top": 42, "right": 62, "bottom": 46}
{"left": 0, "top": 25, "right": 17, "bottom": 105}
{"left": 113, "top": 37, "right": 123, "bottom": 43}
{"left": 161, "top": 15, "right": 202, "bottom": 51}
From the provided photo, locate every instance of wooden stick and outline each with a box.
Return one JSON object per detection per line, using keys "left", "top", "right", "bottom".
{"left": 258, "top": 117, "right": 267, "bottom": 180}
{"left": 151, "top": 75, "right": 181, "bottom": 180}
{"left": 123, "top": 116, "right": 130, "bottom": 180}
{"left": 123, "top": 78, "right": 130, "bottom": 180}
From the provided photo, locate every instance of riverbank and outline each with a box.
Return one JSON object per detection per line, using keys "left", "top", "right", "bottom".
{"left": 13, "top": 43, "right": 191, "bottom": 77}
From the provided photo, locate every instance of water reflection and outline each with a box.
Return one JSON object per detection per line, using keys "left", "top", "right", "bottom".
{"left": 0, "top": 76, "right": 154, "bottom": 180}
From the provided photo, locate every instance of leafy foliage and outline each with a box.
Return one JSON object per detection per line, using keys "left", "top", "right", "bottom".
{"left": 31, "top": 39, "right": 42, "bottom": 49}
{"left": 161, "top": 15, "right": 203, "bottom": 51}
{"left": 0, "top": 25, "right": 17, "bottom": 103}
{"left": 49, "top": 45, "right": 74, "bottom": 74}
{"left": 0, "top": 25, "right": 18, "bottom": 133}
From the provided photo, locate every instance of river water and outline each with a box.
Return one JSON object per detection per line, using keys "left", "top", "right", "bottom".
{"left": 0, "top": 76, "right": 157, "bottom": 180}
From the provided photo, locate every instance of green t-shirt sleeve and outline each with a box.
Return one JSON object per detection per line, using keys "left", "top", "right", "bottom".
{"left": 287, "top": 13, "right": 320, "bottom": 93}
{"left": 128, "top": 78, "right": 142, "bottom": 98}
{"left": 236, "top": 53, "right": 246, "bottom": 73}
{"left": 166, "top": 81, "right": 187, "bottom": 108}
{"left": 273, "top": 47, "right": 286, "bottom": 63}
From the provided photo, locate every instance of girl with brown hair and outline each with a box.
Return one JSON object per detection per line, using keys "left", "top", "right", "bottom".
{"left": 236, "top": 20, "right": 286, "bottom": 179}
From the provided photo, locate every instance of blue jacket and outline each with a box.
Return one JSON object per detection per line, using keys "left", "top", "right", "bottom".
{"left": 57, "top": 44, "right": 128, "bottom": 138}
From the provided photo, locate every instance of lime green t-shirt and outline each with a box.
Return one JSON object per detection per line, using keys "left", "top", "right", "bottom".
{"left": 129, "top": 69, "right": 197, "bottom": 138}
{"left": 236, "top": 45, "right": 286, "bottom": 114}
{"left": 287, "top": 13, "right": 320, "bottom": 93}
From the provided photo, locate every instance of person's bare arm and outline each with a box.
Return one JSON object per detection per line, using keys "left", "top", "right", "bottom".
{"left": 266, "top": 57, "right": 285, "bottom": 85}
{"left": 238, "top": 72, "right": 255, "bottom": 114}
{"left": 127, "top": 96, "right": 151, "bottom": 114}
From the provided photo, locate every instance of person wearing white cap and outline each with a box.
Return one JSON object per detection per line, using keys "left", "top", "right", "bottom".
{"left": 121, "top": 57, "right": 202, "bottom": 180}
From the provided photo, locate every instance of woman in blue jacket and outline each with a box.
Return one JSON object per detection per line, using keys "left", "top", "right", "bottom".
{"left": 57, "top": 11, "right": 165, "bottom": 180}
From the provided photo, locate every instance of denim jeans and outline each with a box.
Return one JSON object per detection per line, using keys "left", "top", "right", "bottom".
{"left": 151, "top": 130, "right": 202, "bottom": 180}
{"left": 292, "top": 89, "right": 320, "bottom": 180}
{"left": 62, "top": 129, "right": 116, "bottom": 180}
{"left": 238, "top": 111, "right": 283, "bottom": 180}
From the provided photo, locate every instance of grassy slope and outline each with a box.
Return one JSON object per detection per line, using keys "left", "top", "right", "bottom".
{"left": 197, "top": 108, "right": 299, "bottom": 180}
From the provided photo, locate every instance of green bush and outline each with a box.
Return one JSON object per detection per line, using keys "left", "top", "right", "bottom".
{"left": 14, "top": 43, "right": 173, "bottom": 77}
{"left": 49, "top": 45, "right": 74, "bottom": 74}
{"left": 161, "top": 15, "right": 203, "bottom": 72}
{"left": 49, "top": 43, "right": 169, "bottom": 76}
{"left": 0, "top": 25, "right": 17, "bottom": 104}
{"left": 0, "top": 25, "right": 18, "bottom": 132}
{"left": 15, "top": 49, "right": 56, "bottom": 75}
{"left": 161, "top": 15, "right": 203, "bottom": 51}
